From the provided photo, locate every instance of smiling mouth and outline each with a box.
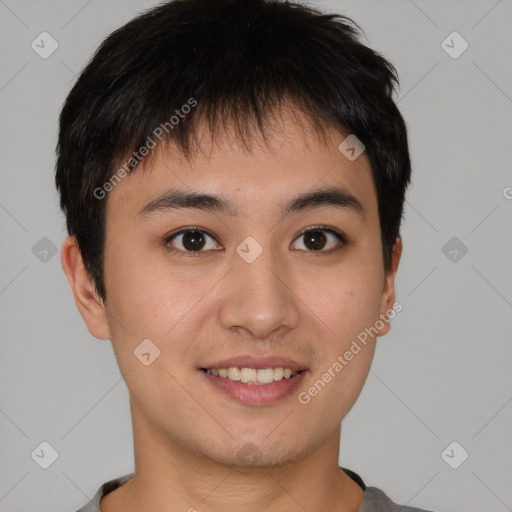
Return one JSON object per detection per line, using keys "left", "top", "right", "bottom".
{"left": 201, "top": 367, "right": 303, "bottom": 385}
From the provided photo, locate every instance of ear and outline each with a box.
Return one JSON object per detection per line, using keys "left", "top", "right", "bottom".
{"left": 376, "top": 236, "right": 403, "bottom": 337}
{"left": 61, "top": 236, "right": 111, "bottom": 340}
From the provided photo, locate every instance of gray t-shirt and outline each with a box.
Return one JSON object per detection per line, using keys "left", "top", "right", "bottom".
{"left": 75, "top": 468, "right": 434, "bottom": 512}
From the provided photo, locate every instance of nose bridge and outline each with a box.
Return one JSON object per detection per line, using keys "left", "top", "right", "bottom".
{"left": 219, "top": 239, "right": 300, "bottom": 337}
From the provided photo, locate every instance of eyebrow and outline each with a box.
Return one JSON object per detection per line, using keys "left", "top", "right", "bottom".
{"left": 139, "top": 185, "right": 365, "bottom": 220}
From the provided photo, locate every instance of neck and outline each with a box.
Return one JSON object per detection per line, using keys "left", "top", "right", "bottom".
{"left": 100, "top": 398, "right": 364, "bottom": 512}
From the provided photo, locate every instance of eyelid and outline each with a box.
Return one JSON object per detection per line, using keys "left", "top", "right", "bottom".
{"left": 164, "top": 225, "right": 216, "bottom": 242}
{"left": 294, "top": 224, "right": 348, "bottom": 243}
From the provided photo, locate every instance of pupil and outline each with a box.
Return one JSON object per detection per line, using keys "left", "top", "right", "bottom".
{"left": 183, "top": 231, "right": 205, "bottom": 251}
{"left": 304, "top": 230, "right": 326, "bottom": 251}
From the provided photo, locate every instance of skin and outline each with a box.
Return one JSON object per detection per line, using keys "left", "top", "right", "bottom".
{"left": 61, "top": 106, "right": 402, "bottom": 512}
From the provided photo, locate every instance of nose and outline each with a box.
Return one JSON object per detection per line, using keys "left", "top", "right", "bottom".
{"left": 218, "top": 244, "right": 301, "bottom": 339}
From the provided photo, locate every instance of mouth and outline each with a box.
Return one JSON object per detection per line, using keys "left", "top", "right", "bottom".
{"left": 199, "top": 356, "right": 308, "bottom": 405}
{"left": 202, "top": 366, "right": 302, "bottom": 383}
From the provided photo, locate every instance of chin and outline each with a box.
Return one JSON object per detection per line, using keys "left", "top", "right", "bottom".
{"left": 200, "top": 436, "right": 306, "bottom": 470}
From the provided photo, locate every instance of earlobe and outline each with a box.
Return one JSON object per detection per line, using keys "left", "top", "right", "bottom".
{"left": 60, "top": 236, "right": 111, "bottom": 340}
{"left": 377, "top": 237, "right": 403, "bottom": 337}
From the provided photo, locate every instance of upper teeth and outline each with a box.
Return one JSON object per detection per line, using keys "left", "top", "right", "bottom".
{"left": 206, "top": 367, "right": 299, "bottom": 384}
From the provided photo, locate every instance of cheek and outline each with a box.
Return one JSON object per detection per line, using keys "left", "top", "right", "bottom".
{"left": 103, "top": 236, "right": 175, "bottom": 330}
{"left": 296, "top": 277, "right": 380, "bottom": 422}
{"left": 300, "top": 345, "right": 375, "bottom": 434}
{"left": 103, "top": 244, "right": 215, "bottom": 382}
{"left": 300, "top": 261, "right": 384, "bottom": 344}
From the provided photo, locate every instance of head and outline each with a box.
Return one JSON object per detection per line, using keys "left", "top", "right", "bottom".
{"left": 56, "top": 0, "right": 411, "bottom": 469}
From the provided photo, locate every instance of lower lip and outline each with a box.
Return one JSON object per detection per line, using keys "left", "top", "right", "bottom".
{"left": 201, "top": 370, "right": 308, "bottom": 405}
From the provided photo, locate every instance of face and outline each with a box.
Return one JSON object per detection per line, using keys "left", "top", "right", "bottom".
{"left": 71, "top": 108, "right": 401, "bottom": 469}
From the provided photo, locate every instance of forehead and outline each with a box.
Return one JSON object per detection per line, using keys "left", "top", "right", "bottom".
{"left": 106, "top": 109, "right": 378, "bottom": 223}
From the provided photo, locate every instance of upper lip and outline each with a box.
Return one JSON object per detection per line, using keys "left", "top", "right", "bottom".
{"left": 201, "top": 355, "right": 308, "bottom": 372}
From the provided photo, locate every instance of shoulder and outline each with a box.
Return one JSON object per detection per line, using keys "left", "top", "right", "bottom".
{"left": 361, "top": 486, "right": 435, "bottom": 512}
{"left": 74, "top": 473, "right": 134, "bottom": 512}
{"left": 340, "top": 467, "right": 435, "bottom": 512}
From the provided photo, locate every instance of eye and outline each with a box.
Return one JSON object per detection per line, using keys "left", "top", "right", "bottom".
{"left": 164, "top": 225, "right": 347, "bottom": 256}
{"left": 291, "top": 226, "right": 346, "bottom": 253}
{"left": 165, "top": 228, "right": 221, "bottom": 254}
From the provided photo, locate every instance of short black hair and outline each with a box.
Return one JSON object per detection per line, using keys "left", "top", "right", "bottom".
{"left": 55, "top": 0, "right": 412, "bottom": 302}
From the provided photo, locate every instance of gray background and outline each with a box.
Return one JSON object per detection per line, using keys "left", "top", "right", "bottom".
{"left": 1, "top": 0, "right": 511, "bottom": 510}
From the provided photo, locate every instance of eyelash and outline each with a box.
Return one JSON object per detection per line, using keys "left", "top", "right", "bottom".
{"left": 163, "top": 225, "right": 349, "bottom": 257}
